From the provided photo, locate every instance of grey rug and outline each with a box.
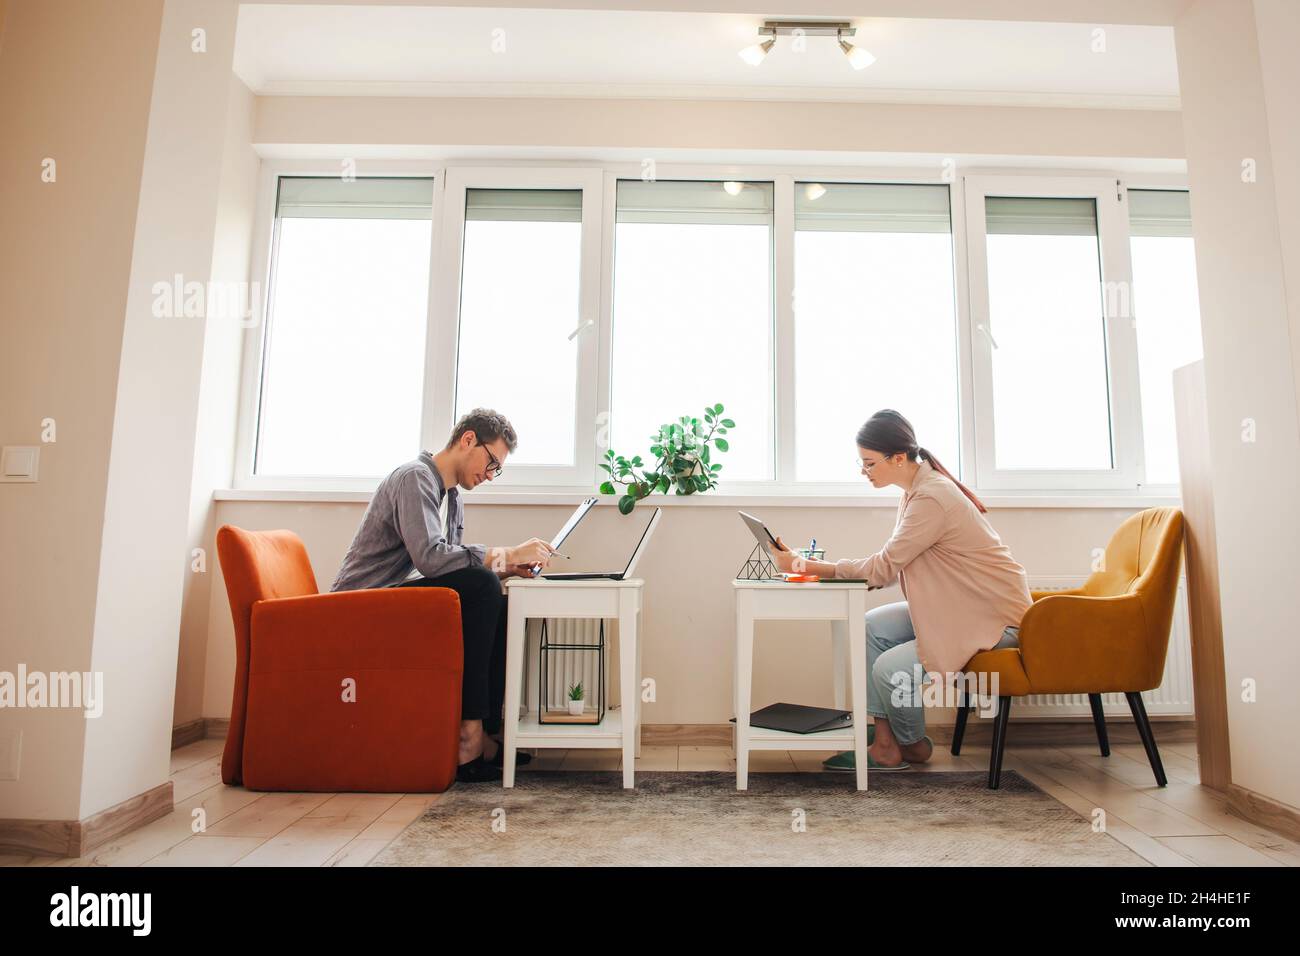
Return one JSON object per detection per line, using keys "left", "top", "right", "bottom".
{"left": 370, "top": 771, "right": 1149, "bottom": 867}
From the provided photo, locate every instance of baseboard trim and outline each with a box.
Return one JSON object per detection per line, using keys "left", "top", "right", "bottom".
{"left": 0, "top": 780, "right": 173, "bottom": 858}
{"left": 642, "top": 718, "right": 1198, "bottom": 748}
{"left": 1225, "top": 784, "right": 1300, "bottom": 843}
{"left": 171, "top": 718, "right": 206, "bottom": 750}
{"left": 170, "top": 717, "right": 230, "bottom": 750}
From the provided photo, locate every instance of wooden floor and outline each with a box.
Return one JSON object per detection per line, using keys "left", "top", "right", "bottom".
{"left": 2, "top": 737, "right": 1294, "bottom": 867}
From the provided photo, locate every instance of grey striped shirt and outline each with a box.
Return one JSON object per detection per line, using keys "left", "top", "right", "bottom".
{"left": 330, "top": 451, "right": 488, "bottom": 591}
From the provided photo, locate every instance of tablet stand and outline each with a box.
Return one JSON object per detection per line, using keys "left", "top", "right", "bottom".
{"left": 736, "top": 543, "right": 780, "bottom": 581}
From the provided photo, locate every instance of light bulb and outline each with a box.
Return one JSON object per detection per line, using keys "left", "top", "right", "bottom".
{"left": 839, "top": 39, "right": 875, "bottom": 70}
{"left": 804, "top": 183, "right": 827, "bottom": 201}
{"left": 722, "top": 181, "right": 744, "bottom": 197}
{"left": 738, "top": 38, "right": 775, "bottom": 66}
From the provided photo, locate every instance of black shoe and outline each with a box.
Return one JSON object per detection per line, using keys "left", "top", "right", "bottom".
{"left": 488, "top": 740, "right": 532, "bottom": 768}
{"left": 455, "top": 755, "right": 503, "bottom": 784}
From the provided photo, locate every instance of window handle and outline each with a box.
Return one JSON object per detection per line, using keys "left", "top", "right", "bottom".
{"left": 567, "top": 319, "right": 594, "bottom": 341}
{"left": 976, "top": 323, "right": 1000, "bottom": 350}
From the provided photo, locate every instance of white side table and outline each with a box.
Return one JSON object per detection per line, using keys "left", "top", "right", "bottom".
{"left": 502, "top": 577, "right": 644, "bottom": 789}
{"left": 732, "top": 580, "right": 870, "bottom": 791}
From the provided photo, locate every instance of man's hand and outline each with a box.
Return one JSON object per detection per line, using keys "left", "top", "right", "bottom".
{"left": 497, "top": 563, "right": 540, "bottom": 580}
{"left": 507, "top": 537, "right": 554, "bottom": 569}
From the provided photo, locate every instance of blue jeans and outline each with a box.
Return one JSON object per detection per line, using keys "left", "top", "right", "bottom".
{"left": 866, "top": 601, "right": 1019, "bottom": 747}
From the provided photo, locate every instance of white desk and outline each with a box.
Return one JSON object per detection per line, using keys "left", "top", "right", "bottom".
{"left": 732, "top": 580, "right": 870, "bottom": 791}
{"left": 502, "top": 577, "right": 643, "bottom": 789}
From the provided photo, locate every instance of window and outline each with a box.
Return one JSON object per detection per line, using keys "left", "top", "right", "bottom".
{"left": 964, "top": 177, "right": 1140, "bottom": 489}
{"left": 1128, "top": 190, "right": 1203, "bottom": 486}
{"left": 431, "top": 168, "right": 603, "bottom": 485}
{"left": 253, "top": 177, "right": 433, "bottom": 477}
{"left": 455, "top": 188, "right": 583, "bottom": 467}
{"left": 793, "top": 182, "right": 959, "bottom": 482}
{"left": 610, "top": 180, "right": 774, "bottom": 481}
{"left": 241, "top": 164, "right": 1197, "bottom": 498}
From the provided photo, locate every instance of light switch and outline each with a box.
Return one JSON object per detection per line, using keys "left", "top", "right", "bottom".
{"left": 1, "top": 446, "right": 39, "bottom": 482}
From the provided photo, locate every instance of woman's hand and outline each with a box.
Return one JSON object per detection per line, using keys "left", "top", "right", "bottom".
{"left": 770, "top": 536, "right": 798, "bottom": 573}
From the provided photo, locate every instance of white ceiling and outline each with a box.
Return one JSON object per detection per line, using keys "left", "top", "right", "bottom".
{"left": 233, "top": 4, "right": 1180, "bottom": 108}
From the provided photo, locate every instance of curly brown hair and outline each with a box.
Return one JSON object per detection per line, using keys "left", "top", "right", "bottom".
{"left": 446, "top": 408, "right": 518, "bottom": 453}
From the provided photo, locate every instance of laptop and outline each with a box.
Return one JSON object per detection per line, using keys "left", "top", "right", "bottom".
{"left": 550, "top": 496, "right": 599, "bottom": 552}
{"left": 541, "top": 507, "right": 662, "bottom": 581}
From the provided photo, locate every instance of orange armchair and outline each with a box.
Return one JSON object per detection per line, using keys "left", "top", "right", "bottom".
{"left": 216, "top": 525, "right": 464, "bottom": 793}
{"left": 955, "top": 507, "right": 1185, "bottom": 789}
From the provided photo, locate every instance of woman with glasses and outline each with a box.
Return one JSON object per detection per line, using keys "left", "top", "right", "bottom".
{"left": 768, "top": 409, "right": 1031, "bottom": 772}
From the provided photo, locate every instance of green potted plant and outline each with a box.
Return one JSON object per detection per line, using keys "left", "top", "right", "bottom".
{"left": 599, "top": 403, "right": 734, "bottom": 514}
{"left": 566, "top": 681, "right": 586, "bottom": 717}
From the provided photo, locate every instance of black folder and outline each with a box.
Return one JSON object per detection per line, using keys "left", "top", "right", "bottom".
{"left": 729, "top": 702, "right": 853, "bottom": 734}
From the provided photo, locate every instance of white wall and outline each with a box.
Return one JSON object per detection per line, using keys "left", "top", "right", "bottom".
{"left": 0, "top": 0, "right": 165, "bottom": 823}
{"left": 173, "top": 73, "right": 259, "bottom": 730}
{"left": 78, "top": 0, "right": 243, "bottom": 820}
{"left": 1253, "top": 0, "right": 1300, "bottom": 426}
{"left": 1175, "top": 0, "right": 1300, "bottom": 812}
{"left": 254, "top": 94, "right": 1184, "bottom": 163}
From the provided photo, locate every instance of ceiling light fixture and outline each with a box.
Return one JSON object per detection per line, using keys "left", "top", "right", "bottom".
{"left": 804, "top": 183, "right": 827, "bottom": 201}
{"left": 838, "top": 32, "right": 877, "bottom": 70}
{"left": 722, "top": 181, "right": 745, "bottom": 196}
{"left": 737, "top": 38, "right": 776, "bottom": 66}
{"left": 737, "top": 20, "right": 874, "bottom": 70}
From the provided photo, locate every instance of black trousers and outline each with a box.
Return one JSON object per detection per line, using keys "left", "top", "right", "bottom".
{"left": 399, "top": 565, "right": 507, "bottom": 734}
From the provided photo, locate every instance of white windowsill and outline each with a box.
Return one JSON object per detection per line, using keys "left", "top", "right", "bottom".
{"left": 214, "top": 488, "right": 1180, "bottom": 509}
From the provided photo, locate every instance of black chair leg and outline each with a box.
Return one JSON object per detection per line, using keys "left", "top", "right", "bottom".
{"left": 988, "top": 696, "right": 1011, "bottom": 789}
{"left": 1126, "top": 692, "right": 1167, "bottom": 787}
{"left": 1088, "top": 693, "right": 1111, "bottom": 757}
{"left": 951, "top": 690, "right": 972, "bottom": 755}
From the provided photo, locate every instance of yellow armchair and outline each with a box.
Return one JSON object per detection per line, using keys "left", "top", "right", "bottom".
{"left": 955, "top": 507, "right": 1186, "bottom": 789}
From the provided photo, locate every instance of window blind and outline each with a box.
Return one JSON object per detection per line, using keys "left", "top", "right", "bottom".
{"left": 1128, "top": 189, "right": 1193, "bottom": 238}
{"left": 985, "top": 196, "right": 1098, "bottom": 237}
{"left": 275, "top": 176, "right": 435, "bottom": 220}
{"left": 464, "top": 188, "right": 582, "bottom": 223}
{"left": 795, "top": 182, "right": 951, "bottom": 234}
{"left": 616, "top": 180, "right": 774, "bottom": 226}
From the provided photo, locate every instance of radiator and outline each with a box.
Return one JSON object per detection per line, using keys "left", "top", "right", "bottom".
{"left": 1015, "top": 575, "right": 1195, "bottom": 718}
{"left": 523, "top": 618, "right": 609, "bottom": 716}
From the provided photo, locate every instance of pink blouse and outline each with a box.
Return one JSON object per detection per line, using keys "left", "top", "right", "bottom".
{"left": 833, "top": 460, "right": 1032, "bottom": 677}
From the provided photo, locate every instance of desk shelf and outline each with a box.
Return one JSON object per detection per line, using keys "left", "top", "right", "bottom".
{"left": 740, "top": 725, "right": 857, "bottom": 749}
{"left": 515, "top": 710, "right": 626, "bottom": 749}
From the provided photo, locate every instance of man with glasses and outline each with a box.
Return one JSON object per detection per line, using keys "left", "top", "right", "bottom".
{"left": 331, "top": 408, "right": 556, "bottom": 783}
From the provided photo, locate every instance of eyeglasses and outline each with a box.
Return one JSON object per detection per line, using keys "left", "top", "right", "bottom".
{"left": 476, "top": 441, "right": 503, "bottom": 478}
{"left": 858, "top": 456, "right": 889, "bottom": 471}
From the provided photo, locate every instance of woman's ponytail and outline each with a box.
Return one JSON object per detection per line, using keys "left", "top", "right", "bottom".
{"left": 856, "top": 411, "right": 988, "bottom": 514}
{"left": 916, "top": 445, "right": 987, "bottom": 514}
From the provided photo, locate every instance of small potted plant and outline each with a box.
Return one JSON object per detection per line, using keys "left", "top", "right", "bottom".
{"left": 566, "top": 681, "right": 586, "bottom": 716}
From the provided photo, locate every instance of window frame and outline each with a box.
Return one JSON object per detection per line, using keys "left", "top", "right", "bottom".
{"left": 430, "top": 166, "right": 604, "bottom": 487}
{"left": 962, "top": 174, "right": 1143, "bottom": 491}
{"left": 602, "top": 171, "right": 781, "bottom": 485}
{"left": 233, "top": 158, "right": 444, "bottom": 492}
{"left": 234, "top": 158, "right": 1193, "bottom": 500}
{"left": 1122, "top": 183, "right": 1200, "bottom": 498}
